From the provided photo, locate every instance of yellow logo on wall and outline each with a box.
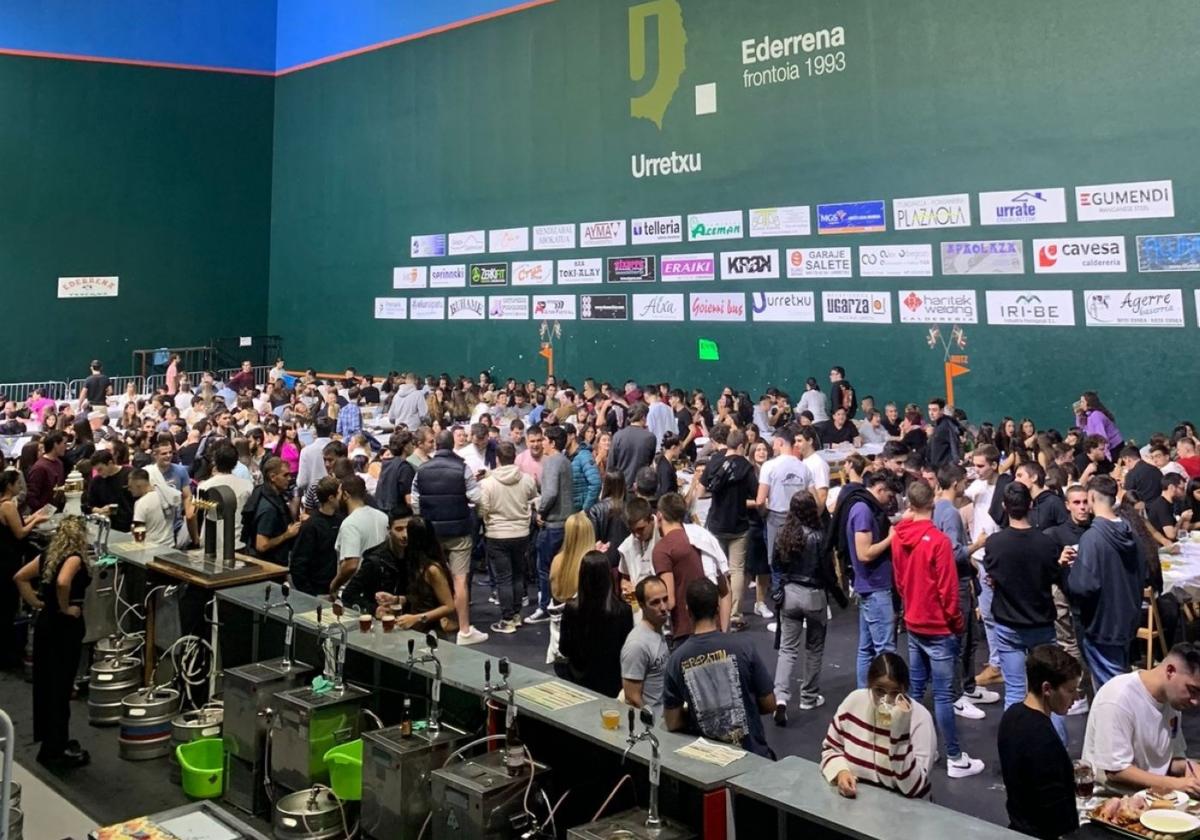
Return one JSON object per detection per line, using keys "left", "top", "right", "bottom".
{"left": 629, "top": 0, "right": 687, "bottom": 129}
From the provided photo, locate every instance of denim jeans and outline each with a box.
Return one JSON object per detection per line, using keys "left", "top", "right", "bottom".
{"left": 856, "top": 589, "right": 896, "bottom": 688}
{"left": 951, "top": 577, "right": 978, "bottom": 698}
{"left": 486, "top": 535, "right": 529, "bottom": 621}
{"left": 536, "top": 526, "right": 565, "bottom": 610}
{"left": 977, "top": 575, "right": 1001, "bottom": 668}
{"left": 1081, "top": 636, "right": 1129, "bottom": 694}
{"left": 773, "top": 583, "right": 828, "bottom": 705}
{"left": 908, "top": 632, "right": 961, "bottom": 759}
{"left": 995, "top": 622, "right": 1067, "bottom": 743}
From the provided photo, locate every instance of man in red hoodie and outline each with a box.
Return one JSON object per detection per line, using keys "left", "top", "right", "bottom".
{"left": 893, "top": 481, "right": 985, "bottom": 779}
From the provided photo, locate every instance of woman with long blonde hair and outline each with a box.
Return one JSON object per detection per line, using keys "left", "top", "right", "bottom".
{"left": 14, "top": 516, "right": 92, "bottom": 767}
{"left": 546, "top": 512, "right": 596, "bottom": 669}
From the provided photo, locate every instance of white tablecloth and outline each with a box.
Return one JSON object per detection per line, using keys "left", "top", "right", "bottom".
{"left": 817, "top": 443, "right": 884, "bottom": 464}
{"left": 1161, "top": 539, "right": 1200, "bottom": 596}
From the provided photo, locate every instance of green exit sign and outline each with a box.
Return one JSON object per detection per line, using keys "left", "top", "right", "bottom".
{"left": 698, "top": 338, "right": 720, "bottom": 361}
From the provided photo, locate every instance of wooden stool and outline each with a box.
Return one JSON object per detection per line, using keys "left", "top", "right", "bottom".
{"left": 1137, "top": 587, "right": 1168, "bottom": 667}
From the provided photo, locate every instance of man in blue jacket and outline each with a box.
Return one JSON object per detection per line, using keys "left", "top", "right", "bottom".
{"left": 1065, "top": 475, "right": 1145, "bottom": 693}
{"left": 566, "top": 425, "right": 601, "bottom": 512}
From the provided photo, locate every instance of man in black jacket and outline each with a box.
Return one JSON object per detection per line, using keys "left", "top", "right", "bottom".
{"left": 702, "top": 429, "right": 758, "bottom": 628}
{"left": 926, "top": 398, "right": 961, "bottom": 468}
{"left": 341, "top": 504, "right": 412, "bottom": 615}
{"left": 375, "top": 430, "right": 416, "bottom": 515}
{"left": 1018, "top": 462, "right": 1070, "bottom": 531}
{"left": 1044, "top": 484, "right": 1093, "bottom": 713}
{"left": 290, "top": 477, "right": 343, "bottom": 596}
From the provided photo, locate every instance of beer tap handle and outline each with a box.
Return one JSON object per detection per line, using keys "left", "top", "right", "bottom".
{"left": 628, "top": 707, "right": 636, "bottom": 738}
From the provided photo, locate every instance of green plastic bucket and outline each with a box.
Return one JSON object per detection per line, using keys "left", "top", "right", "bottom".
{"left": 323, "top": 738, "right": 363, "bottom": 801}
{"left": 177, "top": 737, "right": 225, "bottom": 800}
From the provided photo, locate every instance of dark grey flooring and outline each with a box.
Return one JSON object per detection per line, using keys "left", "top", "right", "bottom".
{"left": 4, "top": 580, "right": 1195, "bottom": 835}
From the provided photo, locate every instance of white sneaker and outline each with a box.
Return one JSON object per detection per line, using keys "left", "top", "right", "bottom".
{"left": 1068, "top": 696, "right": 1090, "bottom": 716}
{"left": 946, "top": 752, "right": 985, "bottom": 779}
{"left": 799, "top": 695, "right": 826, "bottom": 711}
{"left": 524, "top": 608, "right": 551, "bottom": 624}
{"left": 748, "top": 580, "right": 757, "bottom": 590}
{"left": 754, "top": 602, "right": 774, "bottom": 619}
{"left": 487, "top": 593, "right": 500, "bottom": 606}
{"left": 962, "top": 686, "right": 1001, "bottom": 704}
{"left": 953, "top": 698, "right": 986, "bottom": 720}
{"left": 766, "top": 622, "right": 778, "bottom": 633}
{"left": 457, "top": 627, "right": 489, "bottom": 646}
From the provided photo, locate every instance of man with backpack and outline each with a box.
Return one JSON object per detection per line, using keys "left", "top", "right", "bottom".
{"left": 243, "top": 456, "right": 299, "bottom": 565}
{"left": 829, "top": 366, "right": 858, "bottom": 420}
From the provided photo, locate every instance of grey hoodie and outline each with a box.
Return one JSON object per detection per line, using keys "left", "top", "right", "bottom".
{"left": 388, "top": 383, "right": 428, "bottom": 428}
{"left": 479, "top": 464, "right": 538, "bottom": 539}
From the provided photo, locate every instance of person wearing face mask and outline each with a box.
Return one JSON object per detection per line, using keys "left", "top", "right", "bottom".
{"left": 1083, "top": 643, "right": 1200, "bottom": 795}
{"left": 821, "top": 652, "right": 935, "bottom": 799}
{"left": 998, "top": 645, "right": 1083, "bottom": 839}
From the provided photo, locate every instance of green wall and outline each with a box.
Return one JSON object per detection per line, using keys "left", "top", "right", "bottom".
{"left": 238, "top": 1, "right": 1200, "bottom": 435}
{"left": 0, "top": 55, "right": 274, "bottom": 382}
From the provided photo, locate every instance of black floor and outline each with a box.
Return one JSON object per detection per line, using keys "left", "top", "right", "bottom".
{"left": 6, "top": 579, "right": 1192, "bottom": 834}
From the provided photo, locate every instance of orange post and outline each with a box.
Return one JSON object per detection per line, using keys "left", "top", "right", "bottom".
{"left": 539, "top": 343, "right": 554, "bottom": 377}
{"left": 944, "top": 355, "right": 970, "bottom": 405}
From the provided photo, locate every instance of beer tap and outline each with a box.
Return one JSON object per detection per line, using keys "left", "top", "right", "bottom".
{"left": 406, "top": 632, "right": 443, "bottom": 732}
{"left": 263, "top": 583, "right": 296, "bottom": 668}
{"left": 315, "top": 603, "right": 346, "bottom": 692}
{"left": 625, "top": 707, "right": 662, "bottom": 831}
{"left": 483, "top": 658, "right": 522, "bottom": 771}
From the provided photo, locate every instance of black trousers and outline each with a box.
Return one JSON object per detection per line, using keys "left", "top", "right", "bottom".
{"left": 486, "top": 535, "right": 529, "bottom": 621}
{"left": 32, "top": 609, "right": 84, "bottom": 755}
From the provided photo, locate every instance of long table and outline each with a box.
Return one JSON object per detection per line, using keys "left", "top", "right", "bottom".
{"left": 211, "top": 582, "right": 1028, "bottom": 840}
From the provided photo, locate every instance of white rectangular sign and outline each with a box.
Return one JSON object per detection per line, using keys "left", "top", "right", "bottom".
{"left": 631, "top": 293, "right": 685, "bottom": 321}
{"left": 57, "top": 276, "right": 118, "bottom": 298}
{"left": 821, "top": 291, "right": 892, "bottom": 324}
{"left": 687, "top": 210, "right": 744, "bottom": 242}
{"left": 393, "top": 266, "right": 428, "bottom": 289}
{"left": 410, "top": 297, "right": 445, "bottom": 320}
{"left": 488, "top": 227, "right": 530, "bottom": 254}
{"left": 940, "top": 240, "right": 1025, "bottom": 275}
{"left": 448, "top": 230, "right": 486, "bottom": 256}
{"left": 985, "top": 290, "right": 1076, "bottom": 326}
{"left": 660, "top": 253, "right": 715, "bottom": 282}
{"left": 580, "top": 220, "right": 627, "bottom": 248}
{"left": 858, "top": 244, "right": 934, "bottom": 277}
{"left": 751, "top": 291, "right": 816, "bottom": 322}
{"left": 749, "top": 206, "right": 811, "bottom": 238}
{"left": 447, "top": 296, "right": 486, "bottom": 320}
{"left": 511, "top": 260, "right": 554, "bottom": 286}
{"left": 720, "top": 249, "right": 779, "bottom": 280}
{"left": 897, "top": 289, "right": 979, "bottom": 324}
{"left": 978, "top": 188, "right": 1067, "bottom": 226}
{"left": 429, "top": 264, "right": 467, "bottom": 288}
{"left": 631, "top": 215, "right": 683, "bottom": 244}
{"left": 488, "top": 295, "right": 529, "bottom": 320}
{"left": 785, "top": 247, "right": 852, "bottom": 279}
{"left": 532, "top": 223, "right": 576, "bottom": 251}
{"left": 556, "top": 258, "right": 603, "bottom": 285}
{"left": 1083, "top": 288, "right": 1184, "bottom": 327}
{"left": 410, "top": 234, "right": 446, "bottom": 258}
{"left": 374, "top": 298, "right": 408, "bottom": 320}
{"left": 892, "top": 193, "right": 971, "bottom": 230}
{"left": 689, "top": 292, "right": 746, "bottom": 321}
{"left": 533, "top": 295, "right": 577, "bottom": 320}
{"left": 1033, "top": 236, "right": 1126, "bottom": 273}
{"left": 1076, "top": 179, "right": 1174, "bottom": 222}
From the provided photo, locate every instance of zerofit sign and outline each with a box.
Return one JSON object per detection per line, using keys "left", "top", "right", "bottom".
{"left": 1033, "top": 237, "right": 1126, "bottom": 274}
{"left": 1075, "top": 179, "right": 1174, "bottom": 222}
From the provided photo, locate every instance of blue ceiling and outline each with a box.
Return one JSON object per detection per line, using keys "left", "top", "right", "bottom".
{"left": 0, "top": 0, "right": 550, "bottom": 74}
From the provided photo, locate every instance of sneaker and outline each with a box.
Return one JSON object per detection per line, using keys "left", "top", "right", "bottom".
{"left": 524, "top": 608, "right": 551, "bottom": 624}
{"left": 487, "top": 593, "right": 500, "bottom": 606}
{"left": 1068, "top": 696, "right": 1090, "bottom": 716}
{"left": 953, "top": 698, "right": 986, "bottom": 720}
{"left": 767, "top": 622, "right": 778, "bottom": 633}
{"left": 754, "top": 602, "right": 774, "bottom": 619}
{"left": 799, "top": 695, "right": 826, "bottom": 711}
{"left": 457, "top": 627, "right": 489, "bottom": 646}
{"left": 773, "top": 705, "right": 788, "bottom": 727}
{"left": 962, "top": 686, "right": 1001, "bottom": 704}
{"left": 490, "top": 619, "right": 519, "bottom": 635}
{"left": 748, "top": 580, "right": 757, "bottom": 590}
{"left": 974, "top": 664, "right": 1004, "bottom": 686}
{"left": 947, "top": 752, "right": 985, "bottom": 779}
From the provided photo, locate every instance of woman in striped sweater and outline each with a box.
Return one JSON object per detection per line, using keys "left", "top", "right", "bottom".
{"left": 821, "top": 652, "right": 937, "bottom": 799}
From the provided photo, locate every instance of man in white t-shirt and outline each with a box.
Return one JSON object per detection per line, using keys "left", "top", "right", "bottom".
{"left": 330, "top": 475, "right": 389, "bottom": 596}
{"left": 196, "top": 443, "right": 253, "bottom": 550}
{"left": 755, "top": 427, "right": 814, "bottom": 572}
{"left": 795, "top": 426, "right": 831, "bottom": 511}
{"left": 618, "top": 497, "right": 659, "bottom": 593}
{"left": 1083, "top": 645, "right": 1200, "bottom": 794}
{"left": 129, "top": 469, "right": 175, "bottom": 549}
{"left": 964, "top": 443, "right": 1003, "bottom": 686}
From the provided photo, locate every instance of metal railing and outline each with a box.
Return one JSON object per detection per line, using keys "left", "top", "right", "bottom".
{"left": 146, "top": 369, "right": 206, "bottom": 393}
{"left": 0, "top": 381, "right": 69, "bottom": 403}
{"left": 66, "top": 374, "right": 146, "bottom": 399}
{"left": 216, "top": 365, "right": 274, "bottom": 387}
{"left": 131, "top": 345, "right": 214, "bottom": 381}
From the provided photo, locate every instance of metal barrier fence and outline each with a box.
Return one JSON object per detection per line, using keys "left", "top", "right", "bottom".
{"left": 216, "top": 365, "right": 274, "bottom": 387}
{"left": 145, "top": 370, "right": 206, "bottom": 393}
{"left": 66, "top": 374, "right": 146, "bottom": 399}
{"left": 0, "top": 380, "right": 69, "bottom": 403}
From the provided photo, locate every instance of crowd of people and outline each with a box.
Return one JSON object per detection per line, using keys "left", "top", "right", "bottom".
{"left": 4, "top": 358, "right": 1200, "bottom": 838}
